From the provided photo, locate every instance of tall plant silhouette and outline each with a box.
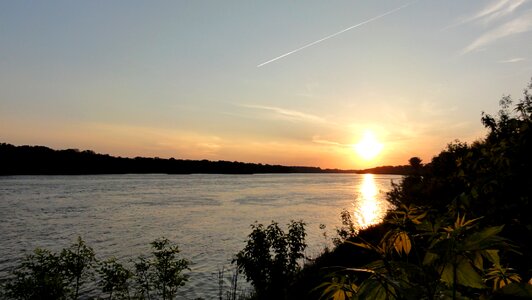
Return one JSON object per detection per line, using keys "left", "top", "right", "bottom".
{"left": 234, "top": 220, "right": 307, "bottom": 300}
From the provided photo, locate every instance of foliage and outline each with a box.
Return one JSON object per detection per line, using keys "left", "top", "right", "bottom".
{"left": 315, "top": 275, "right": 358, "bottom": 300}
{"left": 385, "top": 79, "right": 532, "bottom": 275}
{"left": 4, "top": 248, "right": 70, "bottom": 300}
{"left": 2, "top": 237, "right": 190, "bottom": 300}
{"left": 61, "top": 236, "right": 96, "bottom": 299}
{"left": 315, "top": 79, "right": 532, "bottom": 299}
{"left": 234, "top": 220, "right": 307, "bottom": 300}
{"left": 217, "top": 266, "right": 243, "bottom": 300}
{"left": 133, "top": 256, "right": 153, "bottom": 299}
{"left": 318, "top": 209, "right": 522, "bottom": 299}
{"left": 149, "top": 238, "right": 190, "bottom": 300}
{"left": 98, "top": 258, "right": 132, "bottom": 299}
{"left": 3, "top": 237, "right": 96, "bottom": 300}
{"left": 333, "top": 210, "right": 357, "bottom": 246}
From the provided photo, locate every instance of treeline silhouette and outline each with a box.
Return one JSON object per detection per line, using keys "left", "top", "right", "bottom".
{"left": 1, "top": 143, "right": 377, "bottom": 175}
{"left": 357, "top": 165, "right": 414, "bottom": 175}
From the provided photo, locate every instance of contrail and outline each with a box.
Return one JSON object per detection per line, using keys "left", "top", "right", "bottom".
{"left": 257, "top": 1, "right": 417, "bottom": 67}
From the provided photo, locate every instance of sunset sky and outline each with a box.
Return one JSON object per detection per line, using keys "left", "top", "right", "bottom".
{"left": 1, "top": 1, "right": 532, "bottom": 169}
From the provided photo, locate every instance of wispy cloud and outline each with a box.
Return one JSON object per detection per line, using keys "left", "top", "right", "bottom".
{"left": 312, "top": 136, "right": 351, "bottom": 148}
{"left": 240, "top": 104, "right": 327, "bottom": 123}
{"left": 453, "top": 0, "right": 527, "bottom": 27}
{"left": 453, "top": 0, "right": 532, "bottom": 54}
{"left": 257, "top": 1, "right": 418, "bottom": 67}
{"left": 498, "top": 57, "right": 525, "bottom": 63}
{"left": 461, "top": 10, "right": 532, "bottom": 54}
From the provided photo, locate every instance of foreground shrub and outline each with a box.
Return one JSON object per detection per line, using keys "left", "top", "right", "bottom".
{"left": 4, "top": 237, "right": 95, "bottom": 300}
{"left": 98, "top": 257, "right": 132, "bottom": 299}
{"left": 4, "top": 248, "right": 70, "bottom": 300}
{"left": 234, "top": 220, "right": 307, "bottom": 300}
{"left": 148, "top": 238, "right": 190, "bottom": 300}
{"left": 61, "top": 237, "right": 96, "bottom": 299}
{"left": 318, "top": 208, "right": 523, "bottom": 299}
{"left": 2, "top": 237, "right": 189, "bottom": 300}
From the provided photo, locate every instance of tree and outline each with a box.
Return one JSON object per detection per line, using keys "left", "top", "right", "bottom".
{"left": 408, "top": 157, "right": 422, "bottom": 170}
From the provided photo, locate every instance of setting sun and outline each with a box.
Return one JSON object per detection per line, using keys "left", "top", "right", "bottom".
{"left": 354, "top": 131, "right": 383, "bottom": 160}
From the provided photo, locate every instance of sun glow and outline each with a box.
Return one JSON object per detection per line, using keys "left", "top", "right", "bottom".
{"left": 354, "top": 131, "right": 383, "bottom": 160}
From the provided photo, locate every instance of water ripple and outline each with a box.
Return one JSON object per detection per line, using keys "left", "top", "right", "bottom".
{"left": 0, "top": 174, "right": 400, "bottom": 298}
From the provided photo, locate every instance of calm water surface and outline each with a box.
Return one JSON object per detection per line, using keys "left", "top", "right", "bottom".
{"left": 0, "top": 173, "right": 401, "bottom": 298}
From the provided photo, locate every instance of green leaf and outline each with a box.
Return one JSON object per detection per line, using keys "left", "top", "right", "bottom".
{"left": 441, "top": 259, "right": 485, "bottom": 289}
{"left": 423, "top": 252, "right": 439, "bottom": 266}
{"left": 456, "top": 259, "right": 485, "bottom": 289}
{"left": 482, "top": 249, "right": 500, "bottom": 266}
{"left": 473, "top": 252, "right": 483, "bottom": 270}
{"left": 461, "top": 225, "right": 505, "bottom": 251}
{"left": 440, "top": 263, "right": 454, "bottom": 286}
{"left": 316, "top": 277, "right": 357, "bottom": 300}
{"left": 358, "top": 279, "right": 391, "bottom": 300}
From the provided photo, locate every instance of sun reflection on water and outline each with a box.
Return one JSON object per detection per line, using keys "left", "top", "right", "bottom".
{"left": 353, "top": 174, "right": 388, "bottom": 230}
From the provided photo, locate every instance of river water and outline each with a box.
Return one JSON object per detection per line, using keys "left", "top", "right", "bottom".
{"left": 0, "top": 173, "right": 401, "bottom": 298}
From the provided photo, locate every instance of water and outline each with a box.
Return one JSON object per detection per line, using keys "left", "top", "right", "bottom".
{"left": 0, "top": 173, "right": 401, "bottom": 298}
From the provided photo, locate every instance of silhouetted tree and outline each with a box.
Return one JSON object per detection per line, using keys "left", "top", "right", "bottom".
{"left": 234, "top": 220, "right": 307, "bottom": 300}
{"left": 408, "top": 156, "right": 422, "bottom": 171}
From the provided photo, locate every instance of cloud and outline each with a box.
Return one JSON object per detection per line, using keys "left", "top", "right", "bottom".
{"left": 461, "top": 10, "right": 532, "bottom": 54}
{"left": 240, "top": 104, "right": 327, "bottom": 123}
{"left": 312, "top": 136, "right": 351, "bottom": 148}
{"left": 498, "top": 57, "right": 525, "bottom": 63}
{"left": 451, "top": 0, "right": 528, "bottom": 27}
{"left": 452, "top": 0, "right": 532, "bottom": 54}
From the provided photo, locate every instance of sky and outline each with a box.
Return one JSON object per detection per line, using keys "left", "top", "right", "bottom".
{"left": 1, "top": 0, "right": 532, "bottom": 169}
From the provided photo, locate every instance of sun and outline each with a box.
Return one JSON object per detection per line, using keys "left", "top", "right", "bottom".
{"left": 354, "top": 131, "right": 383, "bottom": 160}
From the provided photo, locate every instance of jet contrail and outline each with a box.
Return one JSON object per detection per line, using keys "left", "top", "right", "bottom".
{"left": 257, "top": 1, "right": 417, "bottom": 67}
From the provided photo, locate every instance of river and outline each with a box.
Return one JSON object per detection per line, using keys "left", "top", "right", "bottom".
{"left": 0, "top": 173, "right": 401, "bottom": 298}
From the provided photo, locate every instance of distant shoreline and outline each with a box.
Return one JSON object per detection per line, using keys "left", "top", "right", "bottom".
{"left": 0, "top": 143, "right": 412, "bottom": 176}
